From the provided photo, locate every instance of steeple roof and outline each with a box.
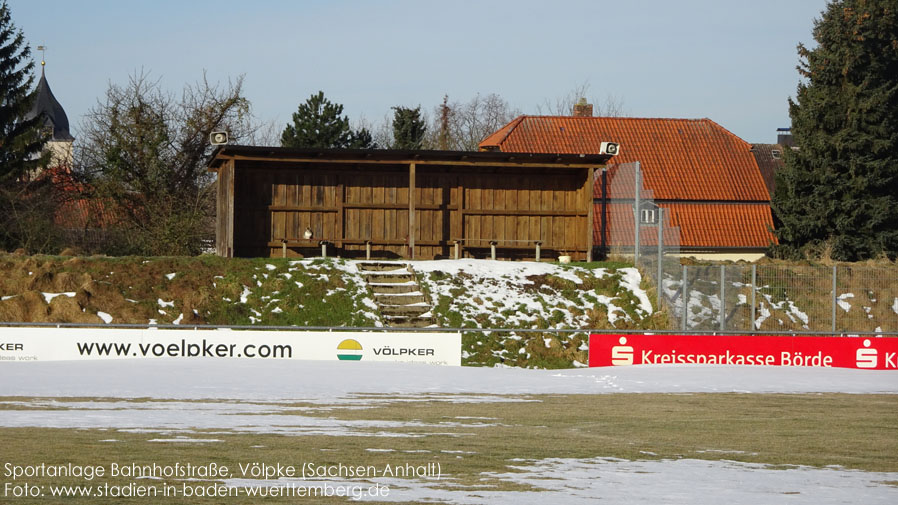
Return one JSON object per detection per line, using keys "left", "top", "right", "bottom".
{"left": 26, "top": 67, "right": 74, "bottom": 141}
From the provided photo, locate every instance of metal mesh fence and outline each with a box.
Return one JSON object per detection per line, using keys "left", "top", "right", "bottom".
{"left": 668, "top": 264, "right": 898, "bottom": 334}
{"left": 598, "top": 161, "right": 897, "bottom": 334}
{"left": 601, "top": 161, "right": 681, "bottom": 313}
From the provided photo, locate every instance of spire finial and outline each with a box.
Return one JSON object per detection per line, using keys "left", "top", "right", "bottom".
{"left": 36, "top": 45, "right": 46, "bottom": 68}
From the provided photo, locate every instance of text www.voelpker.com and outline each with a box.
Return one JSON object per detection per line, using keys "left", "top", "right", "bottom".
{"left": 76, "top": 340, "right": 292, "bottom": 358}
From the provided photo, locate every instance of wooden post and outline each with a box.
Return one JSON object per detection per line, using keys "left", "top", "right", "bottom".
{"left": 281, "top": 240, "right": 287, "bottom": 258}
{"left": 366, "top": 240, "right": 371, "bottom": 260}
{"left": 535, "top": 241, "right": 541, "bottom": 262}
{"left": 409, "top": 162, "right": 416, "bottom": 259}
{"left": 336, "top": 176, "right": 344, "bottom": 248}
{"left": 226, "top": 159, "right": 235, "bottom": 257}
{"left": 456, "top": 176, "right": 464, "bottom": 260}
{"left": 586, "top": 166, "right": 595, "bottom": 262}
{"left": 490, "top": 241, "right": 497, "bottom": 260}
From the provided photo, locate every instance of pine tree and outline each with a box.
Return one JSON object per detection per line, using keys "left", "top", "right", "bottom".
{"left": 0, "top": 0, "right": 47, "bottom": 184}
{"left": 772, "top": 0, "right": 898, "bottom": 261}
{"left": 281, "top": 91, "right": 375, "bottom": 149}
{"left": 391, "top": 106, "right": 426, "bottom": 150}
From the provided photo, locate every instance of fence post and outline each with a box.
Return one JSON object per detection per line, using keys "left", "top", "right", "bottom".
{"left": 681, "top": 264, "right": 688, "bottom": 331}
{"left": 750, "top": 264, "right": 757, "bottom": 333}
{"left": 720, "top": 264, "right": 726, "bottom": 331}
{"left": 657, "top": 208, "right": 663, "bottom": 312}
{"left": 832, "top": 265, "right": 837, "bottom": 333}
{"left": 634, "top": 161, "right": 641, "bottom": 264}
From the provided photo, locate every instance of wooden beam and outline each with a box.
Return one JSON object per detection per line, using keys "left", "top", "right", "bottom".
{"left": 215, "top": 153, "right": 605, "bottom": 170}
{"left": 462, "top": 209, "right": 587, "bottom": 217}
{"left": 409, "top": 162, "right": 416, "bottom": 259}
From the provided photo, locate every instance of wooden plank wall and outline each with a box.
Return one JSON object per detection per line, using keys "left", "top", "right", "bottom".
{"left": 228, "top": 160, "right": 590, "bottom": 259}
{"left": 214, "top": 160, "right": 234, "bottom": 257}
{"left": 459, "top": 170, "right": 587, "bottom": 258}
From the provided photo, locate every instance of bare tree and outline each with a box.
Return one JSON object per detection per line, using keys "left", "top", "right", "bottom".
{"left": 245, "top": 117, "right": 283, "bottom": 146}
{"left": 536, "top": 81, "right": 627, "bottom": 117}
{"left": 427, "top": 93, "right": 520, "bottom": 151}
{"left": 75, "top": 71, "right": 253, "bottom": 255}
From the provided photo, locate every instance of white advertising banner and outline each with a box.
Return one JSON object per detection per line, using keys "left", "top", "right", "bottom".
{"left": 0, "top": 327, "right": 461, "bottom": 366}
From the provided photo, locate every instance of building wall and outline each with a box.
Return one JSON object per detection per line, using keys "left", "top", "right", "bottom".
{"left": 226, "top": 160, "right": 591, "bottom": 260}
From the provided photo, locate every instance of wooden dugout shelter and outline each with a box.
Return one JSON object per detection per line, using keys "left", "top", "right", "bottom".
{"left": 207, "top": 146, "right": 612, "bottom": 260}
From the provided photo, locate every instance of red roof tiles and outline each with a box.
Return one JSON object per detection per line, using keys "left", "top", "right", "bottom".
{"left": 481, "top": 116, "right": 776, "bottom": 250}
{"left": 481, "top": 116, "right": 769, "bottom": 201}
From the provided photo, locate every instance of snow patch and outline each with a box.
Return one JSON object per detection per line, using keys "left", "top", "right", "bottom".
{"left": 838, "top": 293, "right": 854, "bottom": 312}
{"left": 42, "top": 292, "right": 76, "bottom": 303}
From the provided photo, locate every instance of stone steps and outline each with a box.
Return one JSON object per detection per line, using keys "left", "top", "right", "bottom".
{"left": 356, "top": 261, "right": 435, "bottom": 328}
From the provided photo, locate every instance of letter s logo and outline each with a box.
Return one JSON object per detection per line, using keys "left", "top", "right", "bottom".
{"left": 856, "top": 339, "right": 877, "bottom": 369}
{"left": 611, "top": 337, "right": 634, "bottom": 366}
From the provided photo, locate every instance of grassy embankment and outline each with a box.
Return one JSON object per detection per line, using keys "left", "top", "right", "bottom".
{"left": 0, "top": 253, "right": 668, "bottom": 367}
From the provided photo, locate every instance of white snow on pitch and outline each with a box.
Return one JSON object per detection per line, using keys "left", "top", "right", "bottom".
{"left": 2, "top": 360, "right": 897, "bottom": 503}
{"left": 3, "top": 359, "right": 895, "bottom": 400}
{"left": 331, "top": 457, "right": 898, "bottom": 504}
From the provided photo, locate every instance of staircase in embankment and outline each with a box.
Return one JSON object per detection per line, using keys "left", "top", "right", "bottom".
{"left": 356, "top": 262, "right": 435, "bottom": 328}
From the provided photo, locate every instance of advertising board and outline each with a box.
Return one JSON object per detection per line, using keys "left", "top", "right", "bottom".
{"left": 0, "top": 328, "right": 461, "bottom": 366}
{"left": 589, "top": 334, "right": 898, "bottom": 370}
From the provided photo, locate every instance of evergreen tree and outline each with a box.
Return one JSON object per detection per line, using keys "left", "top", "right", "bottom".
{"left": 281, "top": 91, "right": 375, "bottom": 149}
{"left": 391, "top": 106, "right": 426, "bottom": 150}
{"left": 772, "top": 0, "right": 898, "bottom": 261}
{"left": 0, "top": 0, "right": 47, "bottom": 184}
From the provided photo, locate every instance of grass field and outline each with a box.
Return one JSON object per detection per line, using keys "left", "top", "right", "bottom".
{"left": 2, "top": 393, "right": 896, "bottom": 504}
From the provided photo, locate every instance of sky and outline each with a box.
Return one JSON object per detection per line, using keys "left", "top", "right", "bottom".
{"left": 9, "top": 0, "right": 828, "bottom": 144}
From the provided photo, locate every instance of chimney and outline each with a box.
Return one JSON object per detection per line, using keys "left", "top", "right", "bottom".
{"left": 776, "top": 127, "right": 794, "bottom": 147}
{"left": 572, "top": 97, "right": 593, "bottom": 117}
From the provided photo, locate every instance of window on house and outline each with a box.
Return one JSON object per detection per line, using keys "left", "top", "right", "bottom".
{"left": 771, "top": 149, "right": 782, "bottom": 159}
{"left": 641, "top": 208, "right": 657, "bottom": 225}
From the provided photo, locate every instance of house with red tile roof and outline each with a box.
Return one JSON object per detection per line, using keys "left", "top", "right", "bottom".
{"left": 479, "top": 114, "right": 777, "bottom": 261}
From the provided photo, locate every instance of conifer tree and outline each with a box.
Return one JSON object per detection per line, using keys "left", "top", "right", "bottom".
{"left": 391, "top": 106, "right": 426, "bottom": 150}
{"left": 772, "top": 0, "right": 898, "bottom": 261}
{"left": 0, "top": 1, "right": 47, "bottom": 184}
{"left": 281, "top": 91, "right": 375, "bottom": 149}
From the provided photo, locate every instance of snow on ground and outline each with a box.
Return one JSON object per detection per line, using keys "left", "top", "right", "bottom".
{"left": 41, "top": 292, "right": 76, "bottom": 303}
{"left": 413, "top": 259, "right": 651, "bottom": 328}
{"left": 2, "top": 360, "right": 897, "bottom": 504}
{"left": 3, "top": 359, "right": 895, "bottom": 400}
{"left": 341, "top": 457, "right": 898, "bottom": 504}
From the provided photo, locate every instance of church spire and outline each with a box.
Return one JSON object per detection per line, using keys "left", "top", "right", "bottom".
{"left": 25, "top": 48, "right": 74, "bottom": 142}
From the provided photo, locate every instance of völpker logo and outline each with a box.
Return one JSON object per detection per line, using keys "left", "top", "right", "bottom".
{"left": 336, "top": 339, "right": 363, "bottom": 361}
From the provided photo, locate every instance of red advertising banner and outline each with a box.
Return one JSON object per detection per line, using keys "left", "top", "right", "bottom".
{"left": 589, "top": 334, "right": 898, "bottom": 370}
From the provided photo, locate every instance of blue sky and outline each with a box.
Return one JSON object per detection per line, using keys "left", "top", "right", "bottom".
{"left": 10, "top": 0, "right": 827, "bottom": 144}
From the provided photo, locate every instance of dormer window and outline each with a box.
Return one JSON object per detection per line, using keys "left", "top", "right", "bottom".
{"left": 641, "top": 208, "right": 657, "bottom": 225}
{"left": 771, "top": 149, "right": 782, "bottom": 159}
{"left": 637, "top": 202, "right": 659, "bottom": 225}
